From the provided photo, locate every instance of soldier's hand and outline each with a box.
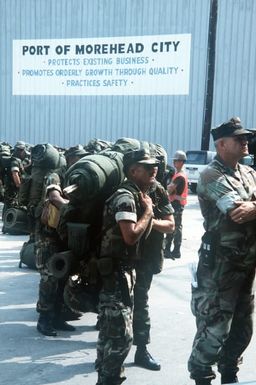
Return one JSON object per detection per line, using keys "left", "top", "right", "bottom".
{"left": 229, "top": 201, "right": 256, "bottom": 223}
{"left": 139, "top": 192, "right": 154, "bottom": 215}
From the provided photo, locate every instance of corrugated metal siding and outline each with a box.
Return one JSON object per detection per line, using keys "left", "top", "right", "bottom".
{"left": 0, "top": 0, "right": 210, "bottom": 159}
{"left": 212, "top": 0, "right": 256, "bottom": 143}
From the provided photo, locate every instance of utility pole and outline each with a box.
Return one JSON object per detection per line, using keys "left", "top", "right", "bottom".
{"left": 201, "top": 0, "right": 218, "bottom": 150}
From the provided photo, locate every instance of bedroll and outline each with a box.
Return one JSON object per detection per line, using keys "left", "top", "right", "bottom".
{"left": 64, "top": 150, "right": 124, "bottom": 207}
{"left": 31, "top": 143, "right": 62, "bottom": 169}
{"left": 3, "top": 207, "right": 30, "bottom": 235}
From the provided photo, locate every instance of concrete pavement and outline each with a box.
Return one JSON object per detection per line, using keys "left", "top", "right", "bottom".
{"left": 0, "top": 195, "right": 256, "bottom": 385}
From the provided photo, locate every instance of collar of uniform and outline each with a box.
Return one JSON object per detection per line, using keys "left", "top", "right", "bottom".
{"left": 215, "top": 155, "right": 254, "bottom": 186}
{"left": 214, "top": 154, "right": 236, "bottom": 176}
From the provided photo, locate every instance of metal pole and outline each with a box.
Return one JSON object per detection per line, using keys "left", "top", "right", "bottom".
{"left": 201, "top": 0, "right": 218, "bottom": 150}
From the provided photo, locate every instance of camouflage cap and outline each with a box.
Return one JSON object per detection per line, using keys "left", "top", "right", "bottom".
{"left": 211, "top": 117, "right": 252, "bottom": 141}
{"left": 64, "top": 144, "right": 88, "bottom": 158}
{"left": 14, "top": 140, "right": 26, "bottom": 150}
{"left": 123, "top": 149, "right": 159, "bottom": 167}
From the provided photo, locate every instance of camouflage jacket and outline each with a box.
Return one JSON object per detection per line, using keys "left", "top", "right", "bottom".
{"left": 3, "top": 156, "right": 24, "bottom": 188}
{"left": 198, "top": 155, "right": 256, "bottom": 267}
{"left": 141, "top": 181, "right": 174, "bottom": 262}
{"left": 100, "top": 180, "right": 148, "bottom": 266}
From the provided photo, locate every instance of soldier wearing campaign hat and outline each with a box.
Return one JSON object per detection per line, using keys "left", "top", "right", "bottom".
{"left": 188, "top": 117, "right": 256, "bottom": 385}
{"left": 95, "top": 148, "right": 174, "bottom": 385}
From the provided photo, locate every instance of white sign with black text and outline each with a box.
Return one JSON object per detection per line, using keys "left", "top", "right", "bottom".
{"left": 13, "top": 34, "right": 191, "bottom": 96}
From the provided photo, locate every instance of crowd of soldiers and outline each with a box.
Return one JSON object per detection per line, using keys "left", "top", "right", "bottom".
{"left": 0, "top": 138, "right": 177, "bottom": 385}
{"left": 1, "top": 117, "right": 256, "bottom": 385}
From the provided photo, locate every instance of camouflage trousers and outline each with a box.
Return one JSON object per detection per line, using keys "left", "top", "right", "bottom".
{"left": 95, "top": 271, "right": 135, "bottom": 384}
{"left": 188, "top": 259, "right": 255, "bottom": 380}
{"left": 133, "top": 260, "right": 153, "bottom": 346}
{"left": 35, "top": 237, "right": 65, "bottom": 315}
{"left": 165, "top": 208, "right": 183, "bottom": 252}
{"left": 2, "top": 184, "right": 19, "bottom": 216}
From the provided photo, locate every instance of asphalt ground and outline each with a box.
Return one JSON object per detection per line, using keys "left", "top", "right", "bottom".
{"left": 0, "top": 196, "right": 256, "bottom": 385}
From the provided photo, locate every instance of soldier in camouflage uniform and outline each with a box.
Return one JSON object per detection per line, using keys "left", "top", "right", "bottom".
{"left": 36, "top": 145, "right": 88, "bottom": 336}
{"left": 133, "top": 180, "right": 174, "bottom": 370}
{"left": 2, "top": 141, "right": 26, "bottom": 216}
{"left": 95, "top": 149, "right": 159, "bottom": 385}
{"left": 35, "top": 169, "right": 76, "bottom": 336}
{"left": 188, "top": 117, "right": 256, "bottom": 385}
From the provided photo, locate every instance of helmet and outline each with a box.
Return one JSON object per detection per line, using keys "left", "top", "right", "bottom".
{"left": 172, "top": 150, "right": 187, "bottom": 161}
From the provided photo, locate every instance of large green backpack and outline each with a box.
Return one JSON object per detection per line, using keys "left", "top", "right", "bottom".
{"left": 31, "top": 143, "right": 61, "bottom": 169}
{"left": 0, "top": 142, "right": 12, "bottom": 157}
{"left": 111, "top": 137, "right": 167, "bottom": 183}
{"left": 50, "top": 138, "right": 168, "bottom": 314}
{"left": 26, "top": 146, "right": 66, "bottom": 208}
{"left": 84, "top": 138, "right": 113, "bottom": 154}
{"left": 64, "top": 150, "right": 124, "bottom": 207}
{"left": 0, "top": 142, "right": 12, "bottom": 182}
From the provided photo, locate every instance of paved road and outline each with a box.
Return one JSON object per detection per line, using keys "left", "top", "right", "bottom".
{"left": 0, "top": 195, "right": 256, "bottom": 385}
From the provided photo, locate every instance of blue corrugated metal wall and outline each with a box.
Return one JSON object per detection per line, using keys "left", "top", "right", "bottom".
{"left": 211, "top": 0, "right": 256, "bottom": 142}
{"left": 1, "top": 0, "right": 211, "bottom": 159}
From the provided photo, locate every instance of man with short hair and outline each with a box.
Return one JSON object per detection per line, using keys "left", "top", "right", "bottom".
{"left": 164, "top": 150, "right": 188, "bottom": 259}
{"left": 188, "top": 117, "right": 256, "bottom": 385}
{"left": 96, "top": 148, "right": 174, "bottom": 385}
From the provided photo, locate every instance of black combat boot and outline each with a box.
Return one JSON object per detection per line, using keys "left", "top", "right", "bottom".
{"left": 221, "top": 373, "right": 239, "bottom": 384}
{"left": 191, "top": 369, "right": 215, "bottom": 385}
{"left": 134, "top": 345, "right": 161, "bottom": 371}
{"left": 195, "top": 379, "right": 212, "bottom": 385}
{"left": 170, "top": 246, "right": 181, "bottom": 259}
{"left": 37, "top": 313, "right": 57, "bottom": 337}
{"left": 164, "top": 235, "right": 173, "bottom": 259}
{"left": 164, "top": 249, "right": 176, "bottom": 259}
{"left": 53, "top": 317, "right": 76, "bottom": 331}
{"left": 101, "top": 376, "right": 126, "bottom": 385}
{"left": 61, "top": 304, "right": 82, "bottom": 321}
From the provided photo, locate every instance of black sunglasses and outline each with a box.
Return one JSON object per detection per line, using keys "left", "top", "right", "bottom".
{"left": 141, "top": 163, "right": 158, "bottom": 170}
{"left": 233, "top": 135, "right": 249, "bottom": 142}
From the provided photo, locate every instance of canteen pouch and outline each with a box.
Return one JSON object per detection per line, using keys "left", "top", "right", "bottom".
{"left": 97, "top": 257, "right": 113, "bottom": 277}
{"left": 199, "top": 231, "right": 218, "bottom": 270}
{"left": 41, "top": 200, "right": 60, "bottom": 229}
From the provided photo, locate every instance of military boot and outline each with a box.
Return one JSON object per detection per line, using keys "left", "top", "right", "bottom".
{"left": 170, "top": 246, "right": 181, "bottom": 259}
{"left": 221, "top": 373, "right": 238, "bottom": 384}
{"left": 134, "top": 345, "right": 161, "bottom": 371}
{"left": 101, "top": 376, "right": 126, "bottom": 385}
{"left": 53, "top": 317, "right": 76, "bottom": 331}
{"left": 195, "top": 380, "right": 212, "bottom": 385}
{"left": 37, "top": 313, "right": 57, "bottom": 337}
{"left": 61, "top": 304, "right": 82, "bottom": 321}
